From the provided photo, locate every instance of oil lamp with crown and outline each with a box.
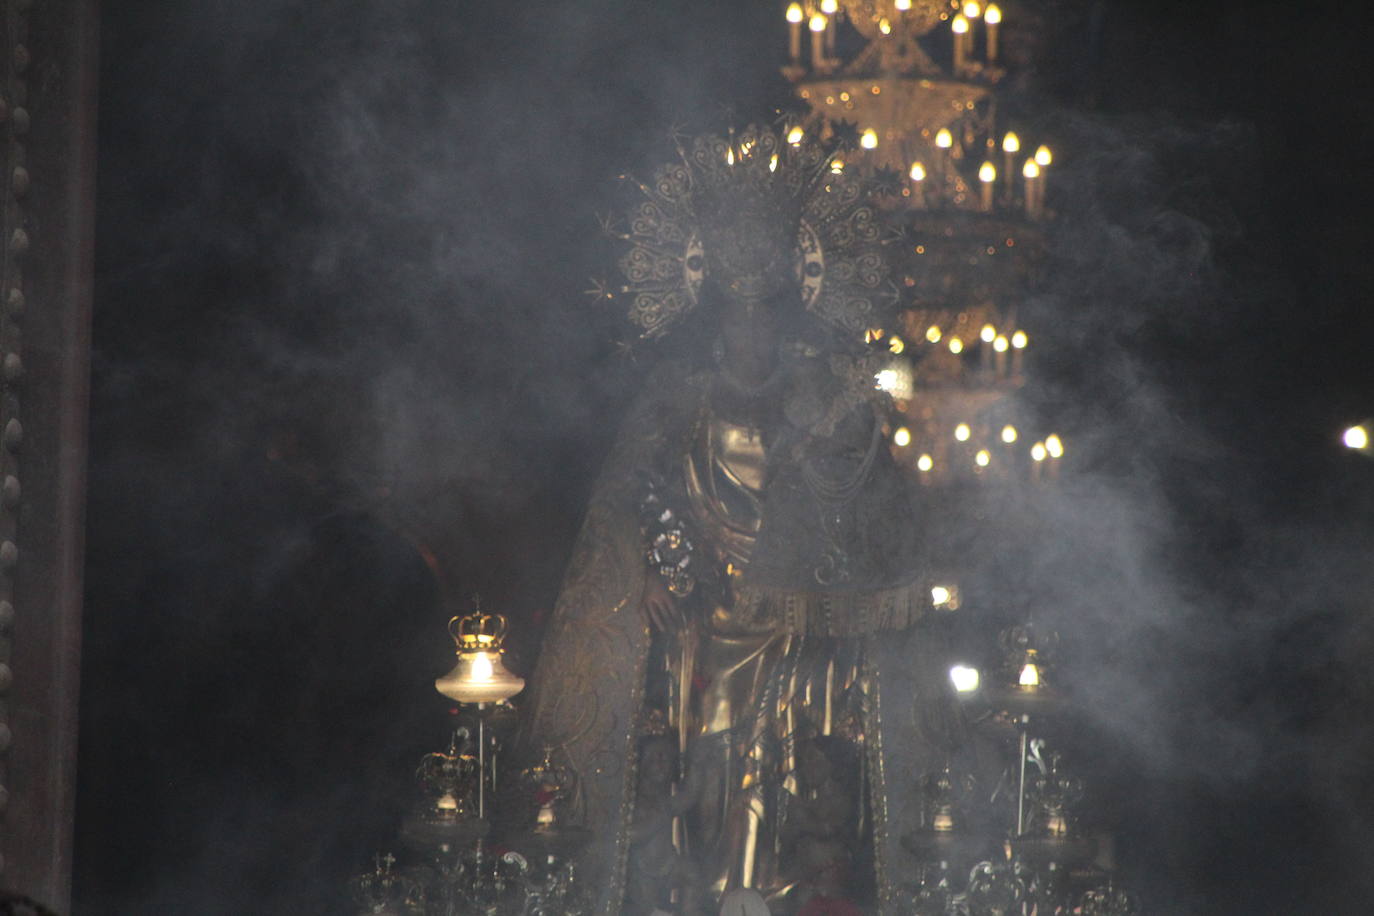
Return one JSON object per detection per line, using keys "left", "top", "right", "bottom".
{"left": 435, "top": 600, "right": 525, "bottom": 706}
{"left": 435, "top": 598, "right": 525, "bottom": 825}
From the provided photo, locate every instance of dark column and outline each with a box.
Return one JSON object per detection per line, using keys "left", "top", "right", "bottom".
{"left": 0, "top": 0, "right": 98, "bottom": 909}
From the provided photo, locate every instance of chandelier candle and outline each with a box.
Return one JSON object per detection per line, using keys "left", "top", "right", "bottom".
{"left": 810, "top": 14, "right": 826, "bottom": 70}
{"left": 787, "top": 4, "right": 803, "bottom": 63}
{"left": 953, "top": 14, "right": 970, "bottom": 72}
{"left": 985, "top": 3, "right": 1002, "bottom": 61}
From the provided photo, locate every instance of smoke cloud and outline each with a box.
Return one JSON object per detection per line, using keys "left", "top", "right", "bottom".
{"left": 75, "top": 1, "right": 1374, "bottom": 914}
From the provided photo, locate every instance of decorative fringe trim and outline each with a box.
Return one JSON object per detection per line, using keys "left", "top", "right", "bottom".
{"left": 730, "top": 577, "right": 928, "bottom": 637}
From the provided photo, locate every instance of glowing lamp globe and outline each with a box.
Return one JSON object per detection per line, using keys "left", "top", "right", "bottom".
{"left": 435, "top": 608, "right": 525, "bottom": 705}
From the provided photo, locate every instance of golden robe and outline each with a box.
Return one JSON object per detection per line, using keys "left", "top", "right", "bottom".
{"left": 515, "top": 356, "right": 958, "bottom": 914}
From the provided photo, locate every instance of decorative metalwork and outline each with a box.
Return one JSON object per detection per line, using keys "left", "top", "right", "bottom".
{"left": 600, "top": 125, "right": 895, "bottom": 341}
{"left": 1076, "top": 880, "right": 1141, "bottom": 916}
{"left": 347, "top": 853, "right": 423, "bottom": 915}
{"left": 639, "top": 475, "right": 697, "bottom": 597}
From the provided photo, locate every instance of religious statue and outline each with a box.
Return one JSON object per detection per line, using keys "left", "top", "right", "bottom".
{"left": 515, "top": 125, "right": 961, "bottom": 915}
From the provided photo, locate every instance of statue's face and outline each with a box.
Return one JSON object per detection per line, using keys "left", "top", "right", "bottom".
{"left": 706, "top": 215, "right": 795, "bottom": 306}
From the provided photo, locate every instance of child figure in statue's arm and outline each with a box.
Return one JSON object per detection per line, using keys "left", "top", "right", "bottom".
{"left": 626, "top": 733, "right": 712, "bottom": 916}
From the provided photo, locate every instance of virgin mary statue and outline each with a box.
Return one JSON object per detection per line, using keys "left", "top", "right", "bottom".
{"left": 513, "top": 126, "right": 959, "bottom": 915}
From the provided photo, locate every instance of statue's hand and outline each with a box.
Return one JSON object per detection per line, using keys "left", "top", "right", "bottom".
{"left": 641, "top": 573, "right": 685, "bottom": 633}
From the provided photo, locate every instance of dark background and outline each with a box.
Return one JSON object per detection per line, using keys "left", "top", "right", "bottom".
{"left": 73, "top": 1, "right": 1374, "bottom": 913}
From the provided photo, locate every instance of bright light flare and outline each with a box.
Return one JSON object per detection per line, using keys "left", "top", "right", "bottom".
{"left": 950, "top": 665, "right": 981, "bottom": 693}
{"left": 931, "top": 585, "right": 952, "bottom": 606}
{"left": 975, "top": 449, "right": 991, "bottom": 467}
{"left": 954, "top": 423, "right": 971, "bottom": 442}
{"left": 980, "top": 323, "right": 996, "bottom": 343}
{"left": 978, "top": 162, "right": 996, "bottom": 183}
{"left": 788, "top": 126, "right": 805, "bottom": 144}
{"left": 917, "top": 453, "right": 934, "bottom": 472}
{"left": 1002, "top": 131, "right": 1020, "bottom": 153}
{"left": 861, "top": 128, "right": 879, "bottom": 149}
{"left": 1344, "top": 424, "right": 1370, "bottom": 450}
{"left": 896, "top": 0, "right": 913, "bottom": 10}
{"left": 910, "top": 161, "right": 927, "bottom": 182}
{"left": 952, "top": 14, "right": 969, "bottom": 34}
{"left": 878, "top": 17, "right": 892, "bottom": 34}
{"left": 820, "top": 0, "right": 838, "bottom": 13}
{"left": 1001, "top": 425, "right": 1017, "bottom": 443}
{"left": 1019, "top": 662, "right": 1040, "bottom": 687}
{"left": 994, "top": 334, "right": 1009, "bottom": 352}
{"left": 1031, "top": 442, "right": 1047, "bottom": 462}
{"left": 1011, "top": 330, "right": 1028, "bottom": 348}
{"left": 830, "top": 158, "right": 845, "bottom": 173}
{"left": 935, "top": 127, "right": 953, "bottom": 149}
{"left": 893, "top": 426, "right": 912, "bottom": 447}
{"left": 948, "top": 336, "right": 964, "bottom": 354}
{"left": 926, "top": 325, "right": 942, "bottom": 343}
{"left": 810, "top": 13, "right": 827, "bottom": 32}
{"left": 1045, "top": 434, "right": 1064, "bottom": 458}
{"left": 471, "top": 652, "right": 495, "bottom": 682}
{"left": 786, "top": 3, "right": 804, "bottom": 24}
{"left": 985, "top": 4, "right": 1002, "bottom": 25}
{"left": 963, "top": 1, "right": 982, "bottom": 18}
{"left": 889, "top": 334, "right": 905, "bottom": 354}
{"left": 1023, "top": 159, "right": 1040, "bottom": 179}
{"left": 1035, "top": 144, "right": 1053, "bottom": 166}
{"left": 875, "top": 368, "right": 899, "bottom": 392}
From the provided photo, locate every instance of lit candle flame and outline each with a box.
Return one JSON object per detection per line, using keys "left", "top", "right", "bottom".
{"left": 948, "top": 336, "right": 964, "bottom": 354}
{"left": 926, "top": 325, "right": 942, "bottom": 343}
{"left": 1035, "top": 144, "right": 1053, "bottom": 166}
{"left": 889, "top": 334, "right": 905, "bottom": 354}
{"left": 820, "top": 0, "right": 838, "bottom": 13}
{"left": 1011, "top": 330, "right": 1028, "bottom": 348}
{"left": 893, "top": 426, "right": 911, "bottom": 447}
{"left": 1344, "top": 425, "right": 1370, "bottom": 450}
{"left": 1031, "top": 442, "right": 1047, "bottom": 461}
{"left": 979, "top": 161, "right": 996, "bottom": 183}
{"left": 985, "top": 4, "right": 1002, "bottom": 25}
{"left": 994, "top": 334, "right": 1009, "bottom": 352}
{"left": 963, "top": 1, "right": 982, "bottom": 18}
{"left": 809, "top": 13, "right": 827, "bottom": 32}
{"left": 955, "top": 423, "right": 971, "bottom": 442}
{"left": 830, "top": 158, "right": 845, "bottom": 173}
{"left": 1002, "top": 131, "right": 1020, "bottom": 153}
{"left": 1001, "top": 425, "right": 1017, "bottom": 443}
{"left": 896, "top": 0, "right": 913, "bottom": 9}
{"left": 935, "top": 127, "right": 953, "bottom": 149}
{"left": 786, "top": 2, "right": 803, "bottom": 24}
{"left": 931, "top": 585, "right": 952, "bottom": 605}
{"left": 910, "top": 161, "right": 926, "bottom": 181}
{"left": 472, "top": 652, "right": 495, "bottom": 682}
{"left": 879, "top": 17, "right": 892, "bottom": 34}
{"left": 861, "top": 128, "right": 879, "bottom": 149}
{"left": 917, "top": 453, "right": 934, "bottom": 472}
{"left": 980, "top": 323, "right": 996, "bottom": 343}
{"left": 975, "top": 449, "right": 991, "bottom": 467}
{"left": 952, "top": 14, "right": 969, "bottom": 35}
{"left": 788, "top": 125, "right": 805, "bottom": 144}
{"left": 1022, "top": 159, "right": 1040, "bottom": 179}
{"left": 950, "top": 665, "right": 981, "bottom": 693}
{"left": 1045, "top": 434, "right": 1064, "bottom": 458}
{"left": 769, "top": 153, "right": 779, "bottom": 172}
{"left": 727, "top": 147, "right": 735, "bottom": 166}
